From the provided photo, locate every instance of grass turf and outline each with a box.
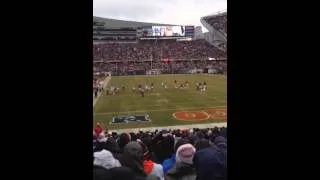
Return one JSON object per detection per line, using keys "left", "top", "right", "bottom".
{"left": 93, "top": 74, "right": 226, "bottom": 129}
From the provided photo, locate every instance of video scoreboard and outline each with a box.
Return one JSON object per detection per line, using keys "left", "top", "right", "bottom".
{"left": 137, "top": 25, "right": 194, "bottom": 39}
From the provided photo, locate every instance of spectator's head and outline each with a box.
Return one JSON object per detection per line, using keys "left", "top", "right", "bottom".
{"left": 130, "top": 132, "right": 137, "bottom": 141}
{"left": 141, "top": 133, "right": 152, "bottom": 152}
{"left": 195, "top": 139, "right": 211, "bottom": 151}
{"left": 98, "top": 137, "right": 120, "bottom": 153}
{"left": 174, "top": 138, "right": 190, "bottom": 153}
{"left": 120, "top": 142, "right": 146, "bottom": 176}
{"left": 175, "top": 143, "right": 196, "bottom": 165}
{"left": 214, "top": 136, "right": 227, "bottom": 149}
{"left": 118, "top": 133, "right": 131, "bottom": 149}
{"left": 97, "top": 132, "right": 107, "bottom": 142}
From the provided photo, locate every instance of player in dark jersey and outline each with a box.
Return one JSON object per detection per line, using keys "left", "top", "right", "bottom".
{"left": 106, "top": 87, "right": 110, "bottom": 95}
{"left": 115, "top": 87, "right": 120, "bottom": 96}
{"left": 122, "top": 84, "right": 125, "bottom": 91}
{"left": 94, "top": 87, "right": 98, "bottom": 98}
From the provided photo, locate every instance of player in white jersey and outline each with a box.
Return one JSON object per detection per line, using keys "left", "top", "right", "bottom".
{"left": 138, "top": 84, "right": 144, "bottom": 97}
{"left": 196, "top": 82, "right": 200, "bottom": 91}
{"left": 110, "top": 85, "right": 115, "bottom": 95}
{"left": 145, "top": 84, "right": 150, "bottom": 92}
{"left": 200, "top": 82, "right": 207, "bottom": 94}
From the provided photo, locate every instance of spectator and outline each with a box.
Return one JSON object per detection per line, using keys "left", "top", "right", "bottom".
{"left": 93, "top": 149, "right": 121, "bottom": 169}
{"left": 152, "top": 130, "right": 175, "bottom": 164}
{"left": 195, "top": 139, "right": 211, "bottom": 151}
{"left": 94, "top": 137, "right": 122, "bottom": 160}
{"left": 165, "top": 143, "right": 196, "bottom": 180}
{"left": 118, "top": 133, "right": 131, "bottom": 152}
{"left": 120, "top": 142, "right": 159, "bottom": 180}
{"left": 162, "top": 138, "right": 190, "bottom": 175}
{"left": 213, "top": 136, "right": 227, "bottom": 150}
{"left": 93, "top": 127, "right": 227, "bottom": 180}
{"left": 94, "top": 123, "right": 103, "bottom": 137}
{"left": 193, "top": 146, "right": 227, "bottom": 180}
{"left": 139, "top": 142, "right": 165, "bottom": 180}
{"left": 94, "top": 165, "right": 145, "bottom": 180}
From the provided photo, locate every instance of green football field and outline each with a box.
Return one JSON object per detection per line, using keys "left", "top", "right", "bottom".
{"left": 93, "top": 74, "right": 227, "bottom": 129}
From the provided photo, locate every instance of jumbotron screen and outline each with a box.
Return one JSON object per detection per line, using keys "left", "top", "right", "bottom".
{"left": 141, "top": 26, "right": 186, "bottom": 37}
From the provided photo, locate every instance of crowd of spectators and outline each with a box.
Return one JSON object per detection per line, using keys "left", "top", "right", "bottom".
{"left": 93, "top": 124, "right": 227, "bottom": 180}
{"left": 204, "top": 14, "right": 227, "bottom": 35}
{"left": 93, "top": 39, "right": 226, "bottom": 62}
{"left": 93, "top": 60, "right": 226, "bottom": 76}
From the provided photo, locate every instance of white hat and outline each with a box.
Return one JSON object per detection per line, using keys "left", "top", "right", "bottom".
{"left": 176, "top": 143, "right": 196, "bottom": 165}
{"left": 94, "top": 150, "right": 121, "bottom": 169}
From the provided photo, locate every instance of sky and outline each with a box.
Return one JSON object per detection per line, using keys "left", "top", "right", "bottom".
{"left": 93, "top": 0, "right": 226, "bottom": 32}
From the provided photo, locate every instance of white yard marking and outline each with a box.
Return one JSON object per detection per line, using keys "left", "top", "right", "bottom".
{"left": 156, "top": 98, "right": 169, "bottom": 103}
{"left": 93, "top": 76, "right": 111, "bottom": 107}
{"left": 94, "top": 106, "right": 227, "bottom": 115}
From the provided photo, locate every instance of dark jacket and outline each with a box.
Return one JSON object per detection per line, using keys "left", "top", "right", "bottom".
{"left": 95, "top": 138, "right": 123, "bottom": 160}
{"left": 165, "top": 162, "right": 196, "bottom": 180}
{"left": 93, "top": 165, "right": 148, "bottom": 180}
{"left": 152, "top": 134, "right": 175, "bottom": 164}
{"left": 120, "top": 142, "right": 148, "bottom": 179}
{"left": 213, "top": 136, "right": 227, "bottom": 150}
{"left": 193, "top": 147, "right": 227, "bottom": 180}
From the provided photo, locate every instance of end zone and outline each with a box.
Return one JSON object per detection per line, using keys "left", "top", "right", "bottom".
{"left": 172, "top": 107, "right": 227, "bottom": 121}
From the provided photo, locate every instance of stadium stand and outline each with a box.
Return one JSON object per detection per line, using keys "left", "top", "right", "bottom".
{"left": 92, "top": 16, "right": 227, "bottom": 93}
{"left": 93, "top": 40, "right": 226, "bottom": 61}
{"left": 93, "top": 126, "right": 227, "bottom": 180}
{"left": 200, "top": 10, "right": 227, "bottom": 52}
{"left": 203, "top": 13, "right": 227, "bottom": 35}
{"left": 93, "top": 16, "right": 227, "bottom": 180}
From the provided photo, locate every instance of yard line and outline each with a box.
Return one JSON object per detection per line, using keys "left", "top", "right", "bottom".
{"left": 94, "top": 101, "right": 226, "bottom": 114}
{"left": 95, "top": 101, "right": 226, "bottom": 111}
{"left": 93, "top": 76, "right": 111, "bottom": 107}
{"left": 94, "top": 105, "right": 227, "bottom": 115}
{"left": 98, "top": 92, "right": 226, "bottom": 98}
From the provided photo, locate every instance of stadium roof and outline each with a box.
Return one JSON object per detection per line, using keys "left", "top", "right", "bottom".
{"left": 93, "top": 16, "right": 181, "bottom": 28}
{"left": 202, "top": 9, "right": 227, "bottom": 19}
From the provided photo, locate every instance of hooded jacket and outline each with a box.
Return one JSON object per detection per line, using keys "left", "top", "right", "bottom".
{"left": 93, "top": 149, "right": 121, "bottom": 169}
{"left": 144, "top": 160, "right": 165, "bottom": 180}
{"left": 120, "top": 142, "right": 150, "bottom": 178}
{"left": 165, "top": 162, "right": 196, "bottom": 180}
{"left": 162, "top": 153, "right": 176, "bottom": 175}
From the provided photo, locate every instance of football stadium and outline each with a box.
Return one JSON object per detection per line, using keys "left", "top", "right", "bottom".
{"left": 93, "top": 11, "right": 227, "bottom": 132}
{"left": 93, "top": 4, "right": 227, "bottom": 180}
